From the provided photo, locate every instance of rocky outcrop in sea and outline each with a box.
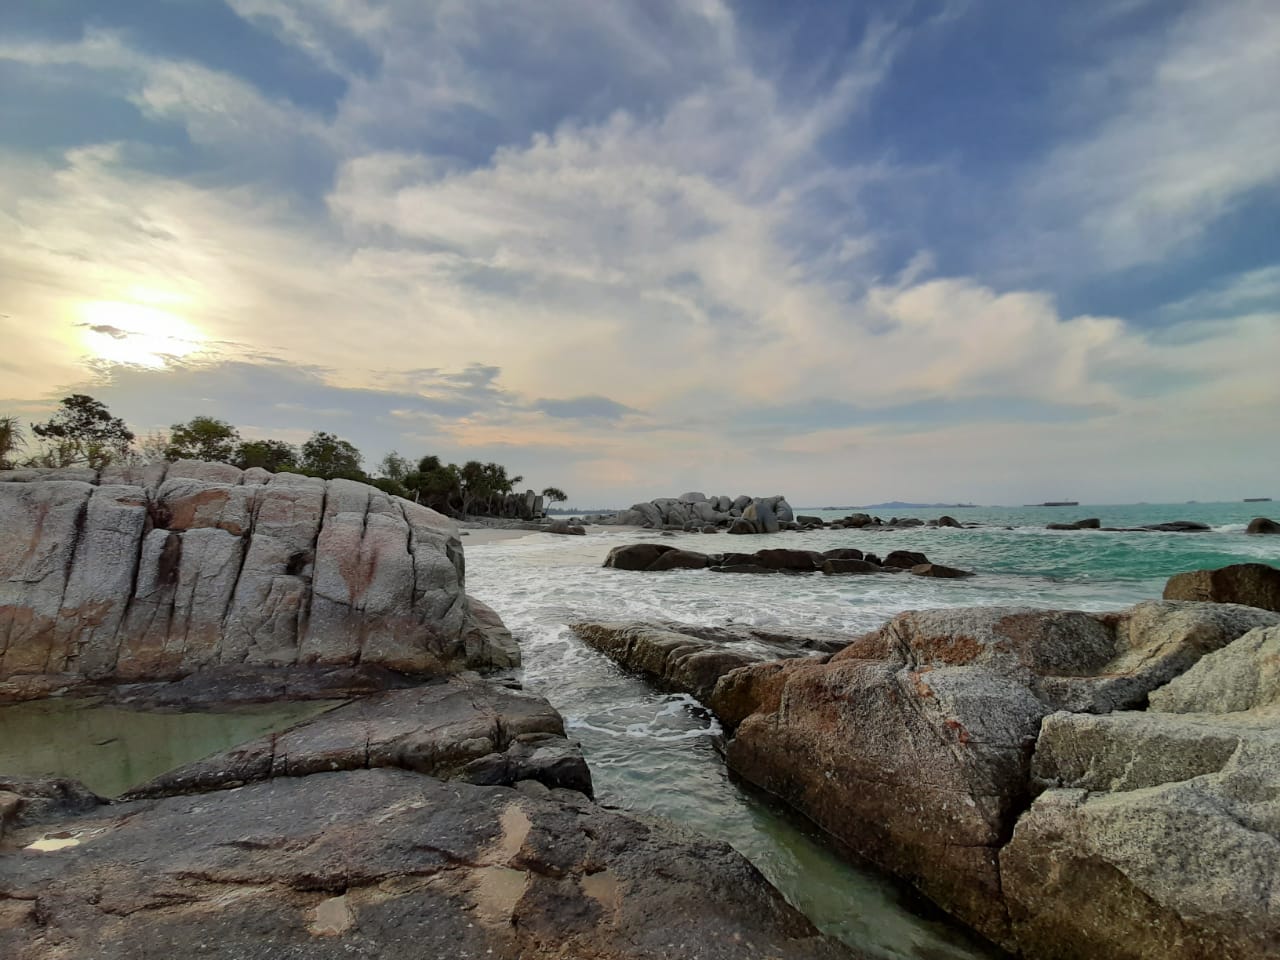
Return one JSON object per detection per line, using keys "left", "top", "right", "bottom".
{"left": 613, "top": 492, "right": 796, "bottom": 533}
{"left": 601, "top": 542, "right": 974, "bottom": 578}
{"left": 574, "top": 563, "right": 1280, "bottom": 960}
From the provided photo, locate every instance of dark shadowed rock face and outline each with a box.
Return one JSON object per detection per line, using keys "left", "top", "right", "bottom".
{"left": 1163, "top": 562, "right": 1280, "bottom": 612}
{"left": 1246, "top": 516, "right": 1280, "bottom": 535}
{"left": 0, "top": 768, "right": 856, "bottom": 960}
{"left": 0, "top": 464, "right": 517, "bottom": 699}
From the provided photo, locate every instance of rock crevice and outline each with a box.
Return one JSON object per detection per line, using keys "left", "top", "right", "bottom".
{"left": 0, "top": 464, "right": 516, "bottom": 698}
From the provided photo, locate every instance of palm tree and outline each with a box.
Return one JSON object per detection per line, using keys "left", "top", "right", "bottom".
{"left": 0, "top": 416, "right": 24, "bottom": 469}
{"left": 541, "top": 487, "right": 568, "bottom": 513}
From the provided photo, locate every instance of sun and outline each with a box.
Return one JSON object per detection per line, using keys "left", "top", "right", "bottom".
{"left": 78, "top": 300, "right": 206, "bottom": 368}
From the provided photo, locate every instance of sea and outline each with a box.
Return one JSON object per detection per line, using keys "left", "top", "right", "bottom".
{"left": 465, "top": 501, "right": 1280, "bottom": 960}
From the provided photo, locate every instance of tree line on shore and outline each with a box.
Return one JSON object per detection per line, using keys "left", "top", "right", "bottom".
{"left": 0, "top": 394, "right": 567, "bottom": 518}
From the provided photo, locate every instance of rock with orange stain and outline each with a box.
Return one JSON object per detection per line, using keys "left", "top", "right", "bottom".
{"left": 714, "top": 601, "right": 1279, "bottom": 950}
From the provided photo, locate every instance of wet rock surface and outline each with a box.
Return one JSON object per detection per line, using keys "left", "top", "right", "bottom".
{"left": 125, "top": 676, "right": 592, "bottom": 799}
{"left": 570, "top": 621, "right": 840, "bottom": 704}
{"left": 0, "top": 769, "right": 858, "bottom": 960}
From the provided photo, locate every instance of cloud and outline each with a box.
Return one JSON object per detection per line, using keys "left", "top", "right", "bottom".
{"left": 1, "top": 2, "right": 1276, "bottom": 504}
{"left": 534, "top": 395, "right": 638, "bottom": 421}
{"left": 1029, "top": 0, "right": 1280, "bottom": 269}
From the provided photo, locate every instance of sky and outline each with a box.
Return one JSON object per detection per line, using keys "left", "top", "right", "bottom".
{"left": 1, "top": 0, "right": 1277, "bottom": 507}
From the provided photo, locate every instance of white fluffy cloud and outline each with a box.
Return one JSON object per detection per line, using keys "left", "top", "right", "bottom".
{"left": 1, "top": 1, "right": 1276, "bottom": 503}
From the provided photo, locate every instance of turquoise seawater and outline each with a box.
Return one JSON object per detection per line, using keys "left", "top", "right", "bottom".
{"left": 466, "top": 501, "right": 1280, "bottom": 960}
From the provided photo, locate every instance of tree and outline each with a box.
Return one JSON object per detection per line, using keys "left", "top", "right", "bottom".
{"left": 298, "top": 431, "right": 364, "bottom": 480}
{"left": 136, "top": 431, "right": 171, "bottom": 464}
{"left": 235, "top": 439, "right": 298, "bottom": 473}
{"left": 165, "top": 416, "right": 240, "bottom": 463}
{"left": 378, "top": 451, "right": 412, "bottom": 482}
{"left": 541, "top": 486, "right": 568, "bottom": 512}
{"left": 30, "top": 394, "right": 134, "bottom": 468}
{"left": 0, "top": 416, "right": 25, "bottom": 469}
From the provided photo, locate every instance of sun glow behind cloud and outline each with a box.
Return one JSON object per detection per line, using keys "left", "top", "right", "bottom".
{"left": 77, "top": 300, "right": 206, "bottom": 369}
{"left": 0, "top": 1, "right": 1277, "bottom": 504}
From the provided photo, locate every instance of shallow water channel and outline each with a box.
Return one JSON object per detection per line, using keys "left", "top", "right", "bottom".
{"left": 0, "top": 698, "right": 336, "bottom": 798}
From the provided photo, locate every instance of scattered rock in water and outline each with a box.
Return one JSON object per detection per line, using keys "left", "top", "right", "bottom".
{"left": 1046, "top": 518, "right": 1101, "bottom": 530}
{"left": 545, "top": 519, "right": 586, "bottom": 535}
{"left": 821, "top": 558, "right": 882, "bottom": 575}
{"left": 910, "top": 563, "right": 974, "bottom": 579}
{"left": 1140, "top": 520, "right": 1211, "bottom": 532}
{"left": 882, "top": 550, "right": 928, "bottom": 569}
{"left": 604, "top": 544, "right": 969, "bottom": 579}
{"left": 1246, "top": 516, "right": 1280, "bottom": 535}
{"left": 1163, "top": 562, "right": 1280, "bottom": 612}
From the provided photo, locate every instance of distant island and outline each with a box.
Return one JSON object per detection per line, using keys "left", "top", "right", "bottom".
{"left": 805, "top": 501, "right": 979, "bottom": 510}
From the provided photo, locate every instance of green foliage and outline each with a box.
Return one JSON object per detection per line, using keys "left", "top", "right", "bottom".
{"left": 165, "top": 416, "right": 240, "bottom": 463}
{"left": 30, "top": 394, "right": 134, "bottom": 468}
{"left": 0, "top": 416, "right": 25, "bottom": 469}
{"left": 298, "top": 431, "right": 364, "bottom": 480}
{"left": 235, "top": 439, "right": 298, "bottom": 473}
{"left": 370, "top": 476, "right": 411, "bottom": 499}
{"left": 378, "top": 451, "right": 412, "bottom": 482}
{"left": 541, "top": 486, "right": 568, "bottom": 507}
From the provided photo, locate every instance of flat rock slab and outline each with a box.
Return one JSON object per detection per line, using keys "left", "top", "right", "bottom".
{"left": 124, "top": 676, "right": 592, "bottom": 798}
{"left": 0, "top": 768, "right": 858, "bottom": 960}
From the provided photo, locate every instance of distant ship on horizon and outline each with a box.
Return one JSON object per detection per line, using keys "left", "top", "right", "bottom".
{"left": 1244, "top": 497, "right": 1273, "bottom": 502}
{"left": 1028, "top": 500, "right": 1079, "bottom": 507}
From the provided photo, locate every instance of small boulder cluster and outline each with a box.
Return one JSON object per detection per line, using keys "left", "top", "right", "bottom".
{"left": 614, "top": 493, "right": 797, "bottom": 534}
{"left": 603, "top": 543, "right": 973, "bottom": 579}
{"left": 818, "top": 512, "right": 967, "bottom": 530}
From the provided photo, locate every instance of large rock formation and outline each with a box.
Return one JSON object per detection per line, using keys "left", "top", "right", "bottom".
{"left": 0, "top": 463, "right": 518, "bottom": 699}
{"left": 0, "top": 768, "right": 855, "bottom": 960}
{"left": 614, "top": 493, "right": 794, "bottom": 532}
{"left": 705, "top": 601, "right": 1279, "bottom": 951}
{"left": 1002, "top": 624, "right": 1280, "bottom": 960}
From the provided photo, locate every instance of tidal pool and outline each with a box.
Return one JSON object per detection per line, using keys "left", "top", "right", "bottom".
{"left": 0, "top": 698, "right": 339, "bottom": 798}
